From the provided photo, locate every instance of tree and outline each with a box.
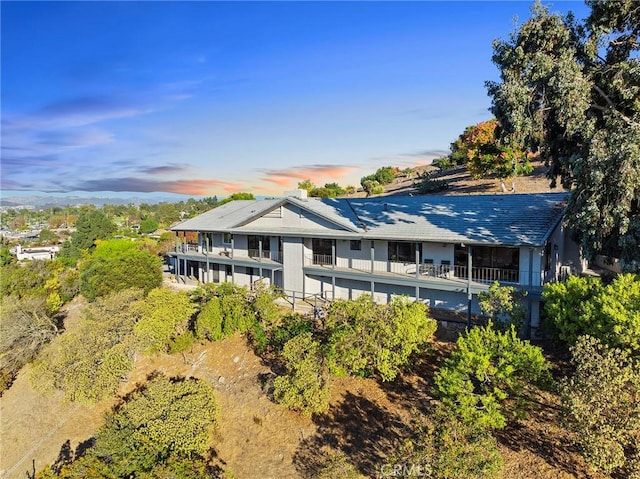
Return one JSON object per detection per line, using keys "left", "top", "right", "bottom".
{"left": 43, "top": 374, "right": 220, "bottom": 478}
{"left": 560, "top": 336, "right": 640, "bottom": 476}
{"left": 478, "top": 281, "right": 527, "bottom": 331}
{"left": 71, "top": 209, "right": 115, "bottom": 250}
{"left": 79, "top": 239, "right": 162, "bottom": 301}
{"left": 218, "top": 192, "right": 255, "bottom": 207}
{"left": 434, "top": 323, "right": 550, "bottom": 431}
{"left": 298, "top": 179, "right": 315, "bottom": 195}
{"left": 31, "top": 289, "right": 143, "bottom": 403}
{"left": 542, "top": 273, "right": 640, "bottom": 353}
{"left": 273, "top": 332, "right": 330, "bottom": 416}
{"left": 0, "top": 296, "right": 59, "bottom": 392}
{"left": 487, "top": 1, "right": 640, "bottom": 269}
{"left": 325, "top": 296, "right": 437, "bottom": 381}
{"left": 449, "top": 119, "right": 532, "bottom": 191}
{"left": 133, "top": 288, "right": 195, "bottom": 353}
{"left": 138, "top": 218, "right": 159, "bottom": 235}
{"left": 360, "top": 166, "right": 398, "bottom": 193}
{"left": 38, "top": 229, "right": 58, "bottom": 245}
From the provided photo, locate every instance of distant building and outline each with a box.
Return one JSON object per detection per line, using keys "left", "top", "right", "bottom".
{"left": 14, "top": 244, "right": 59, "bottom": 261}
{"left": 170, "top": 191, "right": 585, "bottom": 335}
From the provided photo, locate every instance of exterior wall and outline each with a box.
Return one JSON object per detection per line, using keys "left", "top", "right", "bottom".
{"left": 421, "top": 242, "right": 454, "bottom": 265}
{"left": 282, "top": 237, "right": 304, "bottom": 294}
{"left": 518, "top": 246, "right": 544, "bottom": 287}
{"left": 247, "top": 204, "right": 348, "bottom": 232}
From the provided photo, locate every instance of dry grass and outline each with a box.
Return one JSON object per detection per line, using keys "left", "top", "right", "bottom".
{"left": 1, "top": 300, "right": 601, "bottom": 479}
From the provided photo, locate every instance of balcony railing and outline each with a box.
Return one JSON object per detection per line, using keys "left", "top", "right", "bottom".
{"left": 313, "top": 254, "right": 334, "bottom": 266}
{"left": 306, "top": 255, "right": 521, "bottom": 284}
{"left": 452, "top": 265, "right": 519, "bottom": 284}
{"left": 248, "top": 249, "right": 283, "bottom": 263}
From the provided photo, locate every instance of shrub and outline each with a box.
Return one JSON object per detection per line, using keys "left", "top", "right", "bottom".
{"left": 273, "top": 333, "right": 330, "bottom": 416}
{"left": 414, "top": 171, "right": 450, "bottom": 194}
{"left": 560, "top": 336, "right": 640, "bottom": 476}
{"left": 31, "top": 289, "right": 143, "bottom": 403}
{"left": 270, "top": 314, "right": 313, "bottom": 353}
{"left": 478, "top": 281, "right": 527, "bottom": 332}
{"left": 43, "top": 374, "right": 220, "bottom": 478}
{"left": 434, "top": 322, "right": 550, "bottom": 430}
{"left": 543, "top": 273, "right": 640, "bottom": 352}
{"left": 80, "top": 239, "right": 162, "bottom": 301}
{"left": 195, "top": 296, "right": 224, "bottom": 341}
{"left": 326, "top": 296, "right": 437, "bottom": 381}
{"left": 133, "top": 288, "right": 195, "bottom": 353}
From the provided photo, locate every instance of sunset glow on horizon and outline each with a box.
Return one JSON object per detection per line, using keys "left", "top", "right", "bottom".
{"left": 1, "top": 1, "right": 589, "bottom": 200}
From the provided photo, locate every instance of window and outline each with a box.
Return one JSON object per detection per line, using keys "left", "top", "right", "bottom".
{"left": 312, "top": 238, "right": 334, "bottom": 265}
{"left": 225, "top": 265, "right": 232, "bottom": 277}
{"left": 454, "top": 245, "right": 520, "bottom": 282}
{"left": 248, "top": 235, "right": 271, "bottom": 251}
{"left": 388, "top": 242, "right": 421, "bottom": 263}
{"left": 223, "top": 233, "right": 233, "bottom": 244}
{"left": 350, "top": 240, "right": 362, "bottom": 251}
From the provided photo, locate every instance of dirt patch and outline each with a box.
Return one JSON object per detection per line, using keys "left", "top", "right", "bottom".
{"left": 352, "top": 161, "right": 569, "bottom": 198}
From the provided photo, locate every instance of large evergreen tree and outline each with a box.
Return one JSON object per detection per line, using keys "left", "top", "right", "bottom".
{"left": 487, "top": 0, "right": 639, "bottom": 270}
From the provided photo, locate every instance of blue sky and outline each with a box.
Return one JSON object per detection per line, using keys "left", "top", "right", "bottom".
{"left": 1, "top": 1, "right": 589, "bottom": 199}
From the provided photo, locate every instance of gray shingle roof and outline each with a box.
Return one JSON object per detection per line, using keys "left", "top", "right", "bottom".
{"left": 173, "top": 193, "right": 568, "bottom": 247}
{"left": 171, "top": 199, "right": 284, "bottom": 231}
{"left": 348, "top": 193, "right": 567, "bottom": 245}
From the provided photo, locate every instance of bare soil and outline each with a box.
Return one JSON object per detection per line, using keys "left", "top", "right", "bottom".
{"left": 349, "top": 161, "right": 569, "bottom": 198}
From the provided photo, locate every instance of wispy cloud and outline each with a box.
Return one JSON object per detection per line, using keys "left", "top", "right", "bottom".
{"left": 260, "top": 164, "right": 358, "bottom": 188}
{"left": 69, "top": 177, "right": 243, "bottom": 195}
{"left": 4, "top": 95, "right": 152, "bottom": 131}
{"left": 139, "top": 164, "right": 190, "bottom": 176}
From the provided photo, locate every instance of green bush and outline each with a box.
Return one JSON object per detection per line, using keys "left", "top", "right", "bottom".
{"left": 478, "top": 281, "right": 527, "bottom": 332}
{"left": 195, "top": 296, "right": 224, "bottom": 341}
{"left": 434, "top": 322, "right": 550, "bottom": 431}
{"left": 543, "top": 273, "right": 640, "bottom": 352}
{"left": 326, "top": 296, "right": 437, "bottom": 381}
{"left": 270, "top": 314, "right": 313, "bottom": 353}
{"left": 428, "top": 411, "right": 503, "bottom": 479}
{"left": 560, "top": 336, "right": 640, "bottom": 476}
{"left": 273, "top": 333, "right": 330, "bottom": 416}
{"left": 80, "top": 239, "right": 162, "bottom": 301}
{"left": 31, "top": 289, "right": 143, "bottom": 403}
{"left": 133, "top": 288, "right": 195, "bottom": 353}
{"left": 41, "top": 374, "right": 221, "bottom": 478}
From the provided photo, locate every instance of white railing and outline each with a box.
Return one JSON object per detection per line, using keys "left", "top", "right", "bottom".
{"left": 248, "top": 249, "right": 283, "bottom": 263}
{"left": 312, "top": 254, "right": 334, "bottom": 266}
{"left": 453, "top": 265, "right": 519, "bottom": 284}
{"left": 305, "top": 256, "right": 521, "bottom": 284}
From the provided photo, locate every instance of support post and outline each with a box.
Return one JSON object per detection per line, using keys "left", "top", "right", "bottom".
{"left": 258, "top": 238, "right": 263, "bottom": 282}
{"left": 332, "top": 240, "right": 336, "bottom": 270}
{"left": 526, "top": 248, "right": 534, "bottom": 339}
{"left": 370, "top": 241, "right": 375, "bottom": 273}
{"left": 467, "top": 245, "right": 473, "bottom": 328}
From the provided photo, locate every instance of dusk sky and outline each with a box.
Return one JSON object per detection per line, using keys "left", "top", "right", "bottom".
{"left": 1, "top": 1, "right": 589, "bottom": 200}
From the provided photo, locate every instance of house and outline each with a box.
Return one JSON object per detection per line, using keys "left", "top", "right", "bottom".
{"left": 14, "top": 244, "right": 59, "bottom": 261}
{"left": 170, "top": 190, "right": 584, "bottom": 335}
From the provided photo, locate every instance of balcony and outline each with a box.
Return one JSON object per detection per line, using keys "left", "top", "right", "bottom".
{"left": 248, "top": 249, "right": 283, "bottom": 263}
{"left": 312, "top": 254, "right": 334, "bottom": 266}
{"left": 305, "top": 255, "right": 521, "bottom": 286}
